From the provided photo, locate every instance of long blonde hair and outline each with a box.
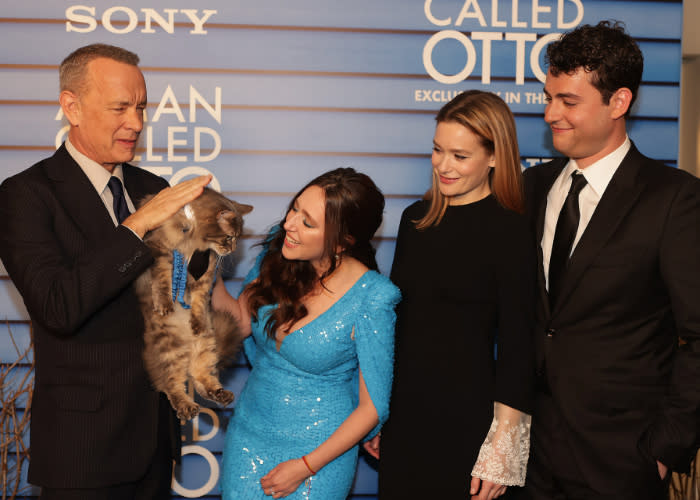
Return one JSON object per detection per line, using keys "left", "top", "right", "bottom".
{"left": 416, "top": 90, "right": 524, "bottom": 230}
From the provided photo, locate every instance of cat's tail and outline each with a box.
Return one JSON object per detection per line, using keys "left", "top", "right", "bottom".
{"left": 212, "top": 309, "right": 244, "bottom": 368}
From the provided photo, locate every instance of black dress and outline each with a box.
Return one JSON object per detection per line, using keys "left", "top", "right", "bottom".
{"left": 379, "top": 195, "right": 536, "bottom": 498}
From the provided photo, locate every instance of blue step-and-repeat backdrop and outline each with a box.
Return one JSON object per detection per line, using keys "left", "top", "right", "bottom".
{"left": 0, "top": 1, "right": 683, "bottom": 498}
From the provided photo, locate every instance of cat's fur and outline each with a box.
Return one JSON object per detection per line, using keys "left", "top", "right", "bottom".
{"left": 134, "top": 187, "right": 253, "bottom": 420}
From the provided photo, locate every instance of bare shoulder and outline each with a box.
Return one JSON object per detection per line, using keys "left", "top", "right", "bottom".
{"left": 324, "top": 257, "right": 368, "bottom": 297}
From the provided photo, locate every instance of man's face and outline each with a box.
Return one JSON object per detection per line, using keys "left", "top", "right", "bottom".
{"left": 64, "top": 57, "right": 146, "bottom": 171}
{"left": 543, "top": 68, "right": 622, "bottom": 168}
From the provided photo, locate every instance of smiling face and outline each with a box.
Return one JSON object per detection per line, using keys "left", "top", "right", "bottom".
{"left": 432, "top": 121, "right": 494, "bottom": 206}
{"left": 543, "top": 67, "right": 629, "bottom": 168}
{"left": 282, "top": 185, "right": 328, "bottom": 271}
{"left": 60, "top": 57, "right": 146, "bottom": 172}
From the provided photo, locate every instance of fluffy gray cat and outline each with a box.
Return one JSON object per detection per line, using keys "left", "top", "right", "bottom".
{"left": 134, "top": 187, "right": 252, "bottom": 420}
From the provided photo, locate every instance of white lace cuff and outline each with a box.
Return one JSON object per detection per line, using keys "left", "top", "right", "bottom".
{"left": 471, "top": 401, "right": 531, "bottom": 487}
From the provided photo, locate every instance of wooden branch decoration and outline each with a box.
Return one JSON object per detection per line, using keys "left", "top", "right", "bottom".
{"left": 1, "top": 322, "right": 34, "bottom": 500}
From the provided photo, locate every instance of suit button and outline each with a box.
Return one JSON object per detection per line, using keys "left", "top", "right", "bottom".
{"left": 546, "top": 328, "right": 556, "bottom": 337}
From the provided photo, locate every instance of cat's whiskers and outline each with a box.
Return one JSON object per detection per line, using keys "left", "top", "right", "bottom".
{"left": 217, "top": 254, "right": 241, "bottom": 275}
{"left": 215, "top": 254, "right": 225, "bottom": 269}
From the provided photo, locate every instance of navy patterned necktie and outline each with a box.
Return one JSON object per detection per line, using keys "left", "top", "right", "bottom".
{"left": 548, "top": 171, "right": 588, "bottom": 307}
{"left": 107, "top": 176, "right": 131, "bottom": 224}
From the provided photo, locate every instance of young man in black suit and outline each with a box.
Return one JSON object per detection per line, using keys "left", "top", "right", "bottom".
{"left": 522, "top": 21, "right": 700, "bottom": 500}
{"left": 0, "top": 44, "right": 211, "bottom": 499}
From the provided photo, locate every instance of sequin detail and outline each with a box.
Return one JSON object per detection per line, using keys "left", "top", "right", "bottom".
{"left": 221, "top": 267, "right": 400, "bottom": 499}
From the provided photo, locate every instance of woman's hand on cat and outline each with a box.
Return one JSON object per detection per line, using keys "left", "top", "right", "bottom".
{"left": 259, "top": 458, "right": 311, "bottom": 498}
{"left": 211, "top": 279, "right": 252, "bottom": 337}
{"left": 123, "top": 175, "right": 212, "bottom": 238}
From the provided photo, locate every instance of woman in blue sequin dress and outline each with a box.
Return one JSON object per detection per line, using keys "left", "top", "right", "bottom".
{"left": 213, "top": 168, "right": 400, "bottom": 499}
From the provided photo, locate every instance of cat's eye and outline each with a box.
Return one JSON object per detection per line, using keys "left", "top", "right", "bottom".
{"left": 182, "top": 226, "right": 190, "bottom": 233}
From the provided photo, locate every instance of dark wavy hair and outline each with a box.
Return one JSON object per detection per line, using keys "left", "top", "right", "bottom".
{"left": 246, "top": 167, "right": 385, "bottom": 338}
{"left": 546, "top": 20, "right": 643, "bottom": 115}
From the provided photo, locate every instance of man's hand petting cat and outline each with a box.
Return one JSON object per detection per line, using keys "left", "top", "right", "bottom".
{"left": 123, "top": 175, "right": 212, "bottom": 238}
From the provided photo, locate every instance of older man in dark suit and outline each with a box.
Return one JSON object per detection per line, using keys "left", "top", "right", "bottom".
{"left": 522, "top": 21, "right": 700, "bottom": 500}
{"left": 0, "top": 44, "right": 211, "bottom": 499}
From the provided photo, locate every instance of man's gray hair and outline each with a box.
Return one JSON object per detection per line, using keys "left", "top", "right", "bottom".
{"left": 59, "top": 43, "right": 140, "bottom": 94}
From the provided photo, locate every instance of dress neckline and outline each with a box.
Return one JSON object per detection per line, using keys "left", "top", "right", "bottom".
{"left": 274, "top": 269, "right": 374, "bottom": 352}
{"left": 446, "top": 193, "right": 494, "bottom": 210}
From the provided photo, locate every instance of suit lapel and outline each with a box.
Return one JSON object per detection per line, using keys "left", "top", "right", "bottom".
{"left": 123, "top": 163, "right": 161, "bottom": 203}
{"left": 551, "top": 146, "right": 646, "bottom": 313}
{"left": 44, "top": 145, "right": 116, "bottom": 242}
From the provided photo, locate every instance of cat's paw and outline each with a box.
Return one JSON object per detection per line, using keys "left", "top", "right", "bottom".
{"left": 211, "top": 388, "right": 235, "bottom": 406}
{"left": 175, "top": 402, "right": 200, "bottom": 421}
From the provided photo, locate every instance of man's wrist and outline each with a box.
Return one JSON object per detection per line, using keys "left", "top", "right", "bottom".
{"left": 121, "top": 220, "right": 146, "bottom": 240}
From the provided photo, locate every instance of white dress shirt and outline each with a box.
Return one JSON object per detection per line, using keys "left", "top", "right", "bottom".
{"left": 541, "top": 137, "right": 631, "bottom": 290}
{"left": 65, "top": 138, "right": 137, "bottom": 226}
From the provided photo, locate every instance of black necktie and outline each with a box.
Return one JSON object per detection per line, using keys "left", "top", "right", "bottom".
{"left": 107, "top": 176, "right": 131, "bottom": 224}
{"left": 548, "top": 172, "right": 587, "bottom": 307}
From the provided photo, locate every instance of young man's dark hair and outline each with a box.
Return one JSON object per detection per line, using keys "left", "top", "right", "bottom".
{"left": 546, "top": 20, "right": 644, "bottom": 113}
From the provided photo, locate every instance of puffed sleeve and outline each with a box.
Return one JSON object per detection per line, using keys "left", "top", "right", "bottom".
{"left": 353, "top": 273, "right": 401, "bottom": 440}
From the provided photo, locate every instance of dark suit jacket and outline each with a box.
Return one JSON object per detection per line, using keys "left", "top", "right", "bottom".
{"left": 523, "top": 144, "right": 700, "bottom": 493}
{"left": 0, "top": 144, "right": 178, "bottom": 488}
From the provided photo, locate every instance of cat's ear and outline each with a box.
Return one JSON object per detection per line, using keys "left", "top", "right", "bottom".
{"left": 233, "top": 202, "right": 253, "bottom": 215}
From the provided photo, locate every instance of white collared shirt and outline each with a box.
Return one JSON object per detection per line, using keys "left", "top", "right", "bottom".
{"left": 65, "top": 138, "right": 136, "bottom": 226}
{"left": 541, "top": 136, "right": 631, "bottom": 290}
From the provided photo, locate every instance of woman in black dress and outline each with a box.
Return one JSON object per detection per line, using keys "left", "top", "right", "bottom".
{"left": 367, "top": 90, "right": 536, "bottom": 499}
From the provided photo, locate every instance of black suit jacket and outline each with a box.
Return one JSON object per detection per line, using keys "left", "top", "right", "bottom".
{"left": 0, "top": 144, "right": 178, "bottom": 488}
{"left": 523, "top": 144, "right": 700, "bottom": 493}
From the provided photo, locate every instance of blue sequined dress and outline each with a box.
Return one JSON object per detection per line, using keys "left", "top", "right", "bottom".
{"left": 221, "top": 248, "right": 400, "bottom": 499}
